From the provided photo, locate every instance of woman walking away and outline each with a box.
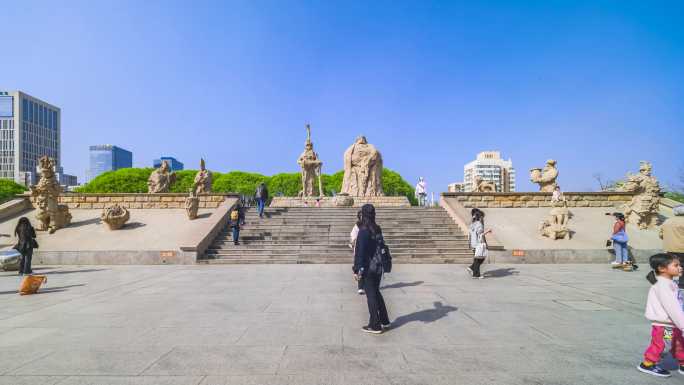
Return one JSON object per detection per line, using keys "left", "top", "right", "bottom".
{"left": 611, "top": 213, "right": 630, "bottom": 266}
{"left": 467, "top": 210, "right": 492, "bottom": 279}
{"left": 353, "top": 204, "right": 390, "bottom": 334}
{"left": 350, "top": 210, "right": 364, "bottom": 295}
{"left": 14, "top": 217, "right": 37, "bottom": 275}
{"left": 637, "top": 253, "right": 684, "bottom": 378}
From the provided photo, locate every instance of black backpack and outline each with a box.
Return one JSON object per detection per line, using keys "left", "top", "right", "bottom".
{"left": 369, "top": 232, "right": 392, "bottom": 274}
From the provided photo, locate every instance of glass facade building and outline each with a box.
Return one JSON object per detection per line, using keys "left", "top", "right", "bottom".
{"left": 88, "top": 145, "right": 133, "bottom": 182}
{"left": 0, "top": 91, "right": 61, "bottom": 185}
{"left": 153, "top": 157, "right": 183, "bottom": 171}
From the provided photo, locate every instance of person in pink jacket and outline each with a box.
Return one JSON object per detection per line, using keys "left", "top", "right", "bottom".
{"left": 638, "top": 253, "right": 684, "bottom": 378}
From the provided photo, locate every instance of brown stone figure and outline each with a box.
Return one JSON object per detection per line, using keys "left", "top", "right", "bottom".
{"left": 473, "top": 176, "right": 496, "bottom": 192}
{"left": 30, "top": 156, "right": 72, "bottom": 233}
{"left": 530, "top": 159, "right": 559, "bottom": 192}
{"left": 297, "top": 124, "right": 323, "bottom": 197}
{"left": 341, "top": 136, "right": 384, "bottom": 197}
{"left": 148, "top": 160, "right": 177, "bottom": 193}
{"left": 185, "top": 188, "right": 200, "bottom": 220}
{"left": 619, "top": 161, "right": 661, "bottom": 229}
{"left": 193, "top": 158, "right": 212, "bottom": 194}
{"left": 539, "top": 198, "right": 571, "bottom": 240}
{"left": 101, "top": 204, "right": 130, "bottom": 230}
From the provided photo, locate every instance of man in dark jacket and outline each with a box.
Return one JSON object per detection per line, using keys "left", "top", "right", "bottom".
{"left": 255, "top": 183, "right": 268, "bottom": 218}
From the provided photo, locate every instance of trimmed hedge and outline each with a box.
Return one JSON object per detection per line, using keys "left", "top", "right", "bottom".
{"left": 0, "top": 179, "right": 28, "bottom": 203}
{"left": 76, "top": 168, "right": 418, "bottom": 205}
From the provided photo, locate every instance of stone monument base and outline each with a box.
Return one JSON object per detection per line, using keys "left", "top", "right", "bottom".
{"left": 269, "top": 196, "right": 411, "bottom": 208}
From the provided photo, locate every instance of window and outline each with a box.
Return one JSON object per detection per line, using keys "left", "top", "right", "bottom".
{"left": 0, "top": 96, "right": 12, "bottom": 118}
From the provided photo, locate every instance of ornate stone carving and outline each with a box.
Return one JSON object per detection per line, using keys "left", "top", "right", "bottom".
{"left": 341, "top": 136, "right": 384, "bottom": 197}
{"left": 473, "top": 176, "right": 496, "bottom": 192}
{"left": 539, "top": 200, "right": 571, "bottom": 240}
{"left": 193, "top": 158, "right": 212, "bottom": 194}
{"left": 148, "top": 160, "right": 177, "bottom": 193}
{"left": 332, "top": 193, "right": 354, "bottom": 207}
{"left": 101, "top": 204, "right": 130, "bottom": 230}
{"left": 297, "top": 124, "right": 323, "bottom": 197}
{"left": 530, "top": 160, "right": 559, "bottom": 192}
{"left": 30, "top": 156, "right": 71, "bottom": 233}
{"left": 185, "top": 188, "right": 199, "bottom": 220}
{"left": 619, "top": 161, "right": 661, "bottom": 229}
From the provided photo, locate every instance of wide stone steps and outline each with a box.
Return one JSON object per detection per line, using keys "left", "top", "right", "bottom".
{"left": 201, "top": 206, "right": 473, "bottom": 264}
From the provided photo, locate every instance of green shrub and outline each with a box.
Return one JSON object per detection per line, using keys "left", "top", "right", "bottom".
{"left": 213, "top": 171, "right": 269, "bottom": 196}
{"left": 0, "top": 179, "right": 28, "bottom": 203}
{"left": 665, "top": 192, "right": 684, "bottom": 204}
{"left": 75, "top": 168, "right": 152, "bottom": 193}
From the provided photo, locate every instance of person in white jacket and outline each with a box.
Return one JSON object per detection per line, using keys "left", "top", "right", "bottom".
{"left": 637, "top": 253, "right": 684, "bottom": 378}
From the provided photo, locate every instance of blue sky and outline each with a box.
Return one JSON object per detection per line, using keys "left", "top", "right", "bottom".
{"left": 2, "top": 0, "right": 682, "bottom": 192}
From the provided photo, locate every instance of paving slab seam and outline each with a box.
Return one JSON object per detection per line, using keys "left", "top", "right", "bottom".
{"left": 137, "top": 347, "right": 176, "bottom": 376}
{"left": 4, "top": 350, "right": 56, "bottom": 376}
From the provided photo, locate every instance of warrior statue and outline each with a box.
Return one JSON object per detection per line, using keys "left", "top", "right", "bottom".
{"left": 148, "top": 160, "right": 177, "bottom": 193}
{"left": 530, "top": 159, "right": 559, "bottom": 192}
{"left": 297, "top": 124, "right": 323, "bottom": 197}
{"left": 619, "top": 161, "right": 661, "bottom": 229}
{"left": 341, "top": 136, "right": 384, "bottom": 197}
{"left": 30, "top": 156, "right": 72, "bottom": 233}
{"left": 193, "top": 158, "right": 212, "bottom": 194}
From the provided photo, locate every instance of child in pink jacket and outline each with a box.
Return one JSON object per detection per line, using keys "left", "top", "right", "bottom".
{"left": 638, "top": 253, "right": 684, "bottom": 378}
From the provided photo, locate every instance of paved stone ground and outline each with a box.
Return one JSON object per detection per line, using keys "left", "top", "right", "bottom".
{"left": 0, "top": 264, "right": 676, "bottom": 384}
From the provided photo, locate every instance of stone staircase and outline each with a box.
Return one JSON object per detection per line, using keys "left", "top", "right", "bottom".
{"left": 200, "top": 207, "right": 473, "bottom": 264}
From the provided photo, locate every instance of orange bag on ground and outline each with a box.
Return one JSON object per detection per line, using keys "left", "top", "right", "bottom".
{"left": 19, "top": 275, "right": 47, "bottom": 295}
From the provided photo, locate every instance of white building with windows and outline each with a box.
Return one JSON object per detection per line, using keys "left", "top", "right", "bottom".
{"left": 463, "top": 151, "right": 516, "bottom": 192}
{"left": 0, "top": 91, "right": 62, "bottom": 186}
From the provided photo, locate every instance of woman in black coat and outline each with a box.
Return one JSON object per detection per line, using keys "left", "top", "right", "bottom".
{"left": 14, "top": 217, "right": 37, "bottom": 275}
{"left": 353, "top": 204, "right": 390, "bottom": 334}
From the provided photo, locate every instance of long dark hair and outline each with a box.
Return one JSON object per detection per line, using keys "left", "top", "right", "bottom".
{"left": 358, "top": 204, "right": 381, "bottom": 235}
{"left": 14, "top": 217, "right": 33, "bottom": 237}
{"left": 355, "top": 210, "right": 362, "bottom": 226}
{"left": 613, "top": 212, "right": 625, "bottom": 222}
{"left": 646, "top": 253, "right": 677, "bottom": 284}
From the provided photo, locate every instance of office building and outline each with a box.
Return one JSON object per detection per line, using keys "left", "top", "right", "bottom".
{"left": 0, "top": 91, "right": 61, "bottom": 186}
{"left": 447, "top": 182, "right": 465, "bottom": 193}
{"left": 153, "top": 156, "right": 183, "bottom": 171}
{"left": 463, "top": 151, "right": 516, "bottom": 192}
{"left": 88, "top": 145, "right": 133, "bottom": 182}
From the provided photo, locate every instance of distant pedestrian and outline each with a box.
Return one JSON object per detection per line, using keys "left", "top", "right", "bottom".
{"left": 353, "top": 204, "right": 390, "bottom": 334}
{"left": 637, "top": 253, "right": 684, "bottom": 378}
{"left": 467, "top": 210, "right": 491, "bottom": 279}
{"left": 255, "top": 182, "right": 269, "bottom": 218}
{"left": 350, "top": 210, "right": 364, "bottom": 295}
{"left": 415, "top": 177, "right": 427, "bottom": 207}
{"left": 14, "top": 217, "right": 37, "bottom": 276}
{"left": 551, "top": 185, "right": 564, "bottom": 203}
{"left": 230, "top": 203, "right": 245, "bottom": 245}
{"left": 610, "top": 212, "right": 630, "bottom": 266}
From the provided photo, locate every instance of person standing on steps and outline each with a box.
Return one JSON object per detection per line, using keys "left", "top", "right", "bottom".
{"left": 350, "top": 210, "right": 364, "bottom": 295}
{"left": 14, "top": 217, "right": 37, "bottom": 276}
{"left": 353, "top": 204, "right": 390, "bottom": 334}
{"left": 230, "top": 203, "right": 245, "bottom": 245}
{"left": 467, "top": 210, "right": 492, "bottom": 279}
{"left": 415, "top": 177, "right": 428, "bottom": 207}
{"left": 255, "top": 182, "right": 268, "bottom": 218}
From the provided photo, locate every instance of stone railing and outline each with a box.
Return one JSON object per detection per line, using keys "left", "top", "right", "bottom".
{"left": 21, "top": 193, "right": 239, "bottom": 209}
{"left": 270, "top": 196, "right": 411, "bottom": 208}
{"left": 440, "top": 192, "right": 635, "bottom": 208}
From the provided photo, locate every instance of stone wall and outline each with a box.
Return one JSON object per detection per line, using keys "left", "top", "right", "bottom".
{"left": 441, "top": 192, "right": 634, "bottom": 209}
{"left": 269, "top": 196, "right": 411, "bottom": 208}
{"left": 21, "top": 193, "right": 238, "bottom": 209}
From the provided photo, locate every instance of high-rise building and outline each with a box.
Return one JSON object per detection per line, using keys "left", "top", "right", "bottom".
{"left": 88, "top": 145, "right": 133, "bottom": 182}
{"left": 0, "top": 91, "right": 61, "bottom": 186}
{"left": 463, "top": 151, "right": 516, "bottom": 192}
{"left": 153, "top": 156, "right": 183, "bottom": 171}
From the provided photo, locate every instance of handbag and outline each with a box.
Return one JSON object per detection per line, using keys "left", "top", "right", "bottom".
{"left": 19, "top": 275, "right": 47, "bottom": 295}
{"left": 611, "top": 230, "right": 628, "bottom": 244}
{"left": 31, "top": 238, "right": 39, "bottom": 249}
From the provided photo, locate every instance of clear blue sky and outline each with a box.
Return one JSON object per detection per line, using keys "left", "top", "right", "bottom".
{"left": 2, "top": 0, "right": 682, "bottom": 192}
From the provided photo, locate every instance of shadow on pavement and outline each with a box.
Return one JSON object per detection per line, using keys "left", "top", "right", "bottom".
{"left": 0, "top": 283, "right": 85, "bottom": 295}
{"left": 68, "top": 217, "right": 102, "bottom": 228}
{"left": 121, "top": 222, "right": 146, "bottom": 230}
{"left": 381, "top": 281, "right": 424, "bottom": 290}
{"left": 483, "top": 268, "right": 519, "bottom": 278}
{"left": 390, "top": 301, "right": 457, "bottom": 329}
{"left": 43, "top": 269, "right": 107, "bottom": 275}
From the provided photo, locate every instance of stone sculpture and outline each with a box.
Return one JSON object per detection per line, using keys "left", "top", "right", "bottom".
{"left": 101, "top": 204, "right": 130, "bottom": 230}
{"left": 193, "top": 158, "right": 212, "bottom": 194}
{"left": 539, "top": 198, "right": 571, "bottom": 240}
{"left": 333, "top": 193, "right": 354, "bottom": 207}
{"left": 185, "top": 188, "right": 199, "bottom": 220}
{"left": 341, "top": 136, "right": 384, "bottom": 197}
{"left": 148, "top": 160, "right": 176, "bottom": 193}
{"left": 619, "top": 161, "right": 661, "bottom": 229}
{"left": 30, "top": 156, "right": 72, "bottom": 233}
{"left": 473, "top": 176, "right": 496, "bottom": 192}
{"left": 530, "top": 159, "right": 559, "bottom": 192}
{"left": 297, "top": 124, "right": 323, "bottom": 197}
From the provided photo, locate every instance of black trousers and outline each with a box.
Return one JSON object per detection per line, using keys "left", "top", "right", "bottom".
{"left": 357, "top": 275, "right": 365, "bottom": 291}
{"left": 19, "top": 248, "right": 33, "bottom": 275}
{"left": 363, "top": 273, "right": 389, "bottom": 330}
{"left": 470, "top": 258, "right": 485, "bottom": 277}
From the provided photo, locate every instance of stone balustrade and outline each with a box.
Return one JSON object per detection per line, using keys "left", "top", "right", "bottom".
{"left": 440, "top": 192, "right": 635, "bottom": 209}
{"left": 270, "top": 196, "right": 411, "bottom": 208}
{"left": 21, "top": 193, "right": 238, "bottom": 209}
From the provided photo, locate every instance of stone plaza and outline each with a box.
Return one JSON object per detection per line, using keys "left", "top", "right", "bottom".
{"left": 0, "top": 263, "right": 675, "bottom": 385}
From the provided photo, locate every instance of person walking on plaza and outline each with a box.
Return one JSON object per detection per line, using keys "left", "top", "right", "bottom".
{"left": 230, "top": 203, "right": 245, "bottom": 245}
{"left": 637, "top": 253, "right": 684, "bottom": 378}
{"left": 610, "top": 212, "right": 630, "bottom": 266}
{"left": 353, "top": 204, "right": 390, "bottom": 334}
{"left": 350, "top": 210, "right": 364, "bottom": 295}
{"left": 467, "top": 210, "right": 491, "bottom": 279}
{"left": 415, "top": 177, "right": 427, "bottom": 207}
{"left": 14, "top": 217, "right": 37, "bottom": 275}
{"left": 255, "top": 182, "right": 268, "bottom": 218}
